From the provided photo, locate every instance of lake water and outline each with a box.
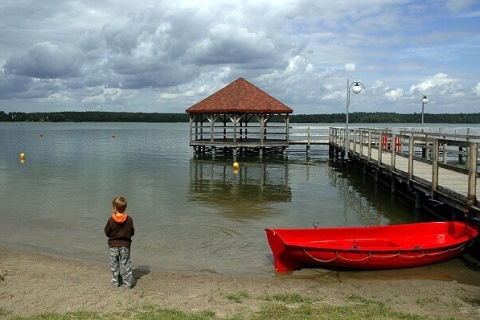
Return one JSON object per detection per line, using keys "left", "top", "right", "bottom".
{"left": 1, "top": 122, "right": 479, "bottom": 279}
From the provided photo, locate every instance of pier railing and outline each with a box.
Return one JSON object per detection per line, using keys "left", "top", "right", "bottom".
{"left": 288, "top": 126, "right": 330, "bottom": 145}
{"left": 330, "top": 127, "right": 480, "bottom": 211}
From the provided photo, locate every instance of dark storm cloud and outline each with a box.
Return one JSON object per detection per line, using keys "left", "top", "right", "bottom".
{"left": 190, "top": 26, "right": 282, "bottom": 67}
{"left": 0, "top": 76, "right": 33, "bottom": 99}
{"left": 107, "top": 55, "right": 196, "bottom": 89}
{"left": 4, "top": 42, "right": 83, "bottom": 79}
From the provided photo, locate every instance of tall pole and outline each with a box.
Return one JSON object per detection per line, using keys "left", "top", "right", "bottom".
{"left": 421, "top": 95, "right": 428, "bottom": 126}
{"left": 345, "top": 79, "right": 364, "bottom": 159}
{"left": 421, "top": 102, "right": 424, "bottom": 125}
{"left": 345, "top": 79, "right": 350, "bottom": 158}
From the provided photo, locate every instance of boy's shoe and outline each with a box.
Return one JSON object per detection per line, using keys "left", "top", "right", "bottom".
{"left": 124, "top": 280, "right": 136, "bottom": 289}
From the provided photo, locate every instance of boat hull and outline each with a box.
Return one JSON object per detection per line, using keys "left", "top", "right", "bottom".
{"left": 265, "top": 222, "right": 478, "bottom": 272}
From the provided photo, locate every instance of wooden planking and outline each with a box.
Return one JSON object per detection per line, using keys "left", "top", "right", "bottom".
{"left": 357, "top": 144, "right": 474, "bottom": 195}
{"left": 347, "top": 138, "right": 479, "bottom": 209}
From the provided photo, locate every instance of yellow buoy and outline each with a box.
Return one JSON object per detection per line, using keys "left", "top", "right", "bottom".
{"left": 20, "top": 152, "right": 25, "bottom": 163}
{"left": 233, "top": 162, "right": 239, "bottom": 169}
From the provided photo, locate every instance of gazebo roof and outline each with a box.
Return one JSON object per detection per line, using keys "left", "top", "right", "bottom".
{"left": 186, "top": 77, "right": 293, "bottom": 114}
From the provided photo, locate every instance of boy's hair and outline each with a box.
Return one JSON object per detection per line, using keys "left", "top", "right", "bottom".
{"left": 112, "top": 196, "right": 127, "bottom": 213}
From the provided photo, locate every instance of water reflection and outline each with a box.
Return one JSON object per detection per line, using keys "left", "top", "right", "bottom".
{"left": 326, "top": 161, "right": 418, "bottom": 226}
{"left": 189, "top": 159, "right": 291, "bottom": 218}
{"left": 188, "top": 153, "right": 417, "bottom": 228}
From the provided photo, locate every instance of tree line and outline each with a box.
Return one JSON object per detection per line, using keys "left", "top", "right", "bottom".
{"left": 1, "top": 111, "right": 479, "bottom": 124}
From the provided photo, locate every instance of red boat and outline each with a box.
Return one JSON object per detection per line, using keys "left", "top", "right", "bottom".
{"left": 265, "top": 221, "right": 478, "bottom": 272}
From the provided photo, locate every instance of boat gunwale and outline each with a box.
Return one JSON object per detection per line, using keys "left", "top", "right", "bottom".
{"left": 265, "top": 221, "right": 479, "bottom": 252}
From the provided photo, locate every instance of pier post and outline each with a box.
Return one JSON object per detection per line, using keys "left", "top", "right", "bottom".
{"left": 233, "top": 148, "right": 238, "bottom": 162}
{"left": 415, "top": 192, "right": 422, "bottom": 209}
{"left": 408, "top": 134, "right": 414, "bottom": 184}
{"left": 391, "top": 177, "right": 397, "bottom": 193}
{"left": 467, "top": 142, "right": 478, "bottom": 206}
{"left": 432, "top": 140, "right": 439, "bottom": 193}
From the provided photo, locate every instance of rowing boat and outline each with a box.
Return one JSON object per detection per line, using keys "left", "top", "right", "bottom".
{"left": 265, "top": 221, "right": 478, "bottom": 272}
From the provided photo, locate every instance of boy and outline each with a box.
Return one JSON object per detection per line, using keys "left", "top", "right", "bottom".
{"left": 104, "top": 196, "right": 135, "bottom": 288}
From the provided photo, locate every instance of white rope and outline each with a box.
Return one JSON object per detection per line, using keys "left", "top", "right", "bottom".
{"left": 301, "top": 242, "right": 469, "bottom": 265}
{"left": 422, "top": 243, "right": 467, "bottom": 257}
{"left": 302, "top": 249, "right": 338, "bottom": 263}
{"left": 336, "top": 252, "right": 372, "bottom": 262}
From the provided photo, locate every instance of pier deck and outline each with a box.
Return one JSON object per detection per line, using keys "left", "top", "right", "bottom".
{"left": 328, "top": 127, "right": 480, "bottom": 215}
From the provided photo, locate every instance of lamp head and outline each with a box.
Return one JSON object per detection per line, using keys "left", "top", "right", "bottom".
{"left": 352, "top": 82, "right": 362, "bottom": 94}
{"left": 422, "top": 95, "right": 428, "bottom": 104}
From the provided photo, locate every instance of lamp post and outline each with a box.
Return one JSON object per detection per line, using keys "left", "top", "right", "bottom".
{"left": 421, "top": 95, "right": 428, "bottom": 126}
{"left": 345, "top": 79, "right": 365, "bottom": 159}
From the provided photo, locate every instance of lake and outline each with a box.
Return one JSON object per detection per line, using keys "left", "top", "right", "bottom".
{"left": 0, "top": 122, "right": 478, "bottom": 279}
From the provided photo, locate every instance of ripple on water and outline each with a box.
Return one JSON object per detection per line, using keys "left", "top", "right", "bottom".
{"left": 135, "top": 223, "right": 269, "bottom": 275}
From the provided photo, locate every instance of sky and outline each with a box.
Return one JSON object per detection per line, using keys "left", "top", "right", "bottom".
{"left": 0, "top": 0, "right": 479, "bottom": 115}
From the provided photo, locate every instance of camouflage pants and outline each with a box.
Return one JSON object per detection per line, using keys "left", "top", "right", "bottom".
{"left": 109, "top": 246, "right": 134, "bottom": 288}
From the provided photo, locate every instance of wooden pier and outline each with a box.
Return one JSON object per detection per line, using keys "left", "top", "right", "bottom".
{"left": 327, "top": 127, "right": 480, "bottom": 217}
{"left": 190, "top": 123, "right": 480, "bottom": 217}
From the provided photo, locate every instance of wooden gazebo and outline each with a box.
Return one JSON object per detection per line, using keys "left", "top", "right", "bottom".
{"left": 186, "top": 78, "right": 293, "bottom": 158}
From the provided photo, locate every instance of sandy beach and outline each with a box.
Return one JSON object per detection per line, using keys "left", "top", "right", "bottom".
{"left": 1, "top": 245, "right": 479, "bottom": 319}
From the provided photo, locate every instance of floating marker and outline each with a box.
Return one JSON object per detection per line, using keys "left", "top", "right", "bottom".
{"left": 20, "top": 153, "right": 25, "bottom": 162}
{"left": 233, "top": 162, "right": 239, "bottom": 169}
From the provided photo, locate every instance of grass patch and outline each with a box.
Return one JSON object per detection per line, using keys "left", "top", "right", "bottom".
{"left": 0, "top": 308, "right": 11, "bottom": 318}
{"left": 263, "top": 292, "right": 308, "bottom": 304}
{"left": 5, "top": 299, "right": 430, "bottom": 320}
{"left": 8, "top": 307, "right": 218, "bottom": 320}
{"left": 225, "top": 291, "right": 250, "bottom": 303}
{"left": 251, "top": 302, "right": 423, "bottom": 320}
{"left": 415, "top": 296, "right": 440, "bottom": 307}
{"left": 8, "top": 311, "right": 101, "bottom": 320}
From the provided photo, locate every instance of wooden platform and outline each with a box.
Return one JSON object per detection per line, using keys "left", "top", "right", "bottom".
{"left": 329, "top": 127, "right": 480, "bottom": 215}
{"left": 189, "top": 125, "right": 479, "bottom": 215}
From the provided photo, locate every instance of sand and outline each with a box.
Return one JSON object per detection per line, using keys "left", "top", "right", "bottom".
{"left": 1, "top": 245, "right": 479, "bottom": 319}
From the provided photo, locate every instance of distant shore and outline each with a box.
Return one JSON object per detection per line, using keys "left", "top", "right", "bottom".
{"left": 2, "top": 110, "right": 480, "bottom": 124}
{"left": 1, "top": 244, "right": 479, "bottom": 319}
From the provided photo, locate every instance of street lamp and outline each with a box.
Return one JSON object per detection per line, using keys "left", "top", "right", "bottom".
{"left": 421, "top": 95, "right": 428, "bottom": 126}
{"left": 345, "top": 79, "right": 365, "bottom": 159}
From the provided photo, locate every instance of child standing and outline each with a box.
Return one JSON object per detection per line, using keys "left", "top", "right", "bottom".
{"left": 104, "top": 196, "right": 135, "bottom": 288}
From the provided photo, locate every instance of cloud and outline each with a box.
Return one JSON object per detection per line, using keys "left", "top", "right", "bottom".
{"left": 409, "top": 73, "right": 456, "bottom": 93}
{"left": 0, "top": 0, "right": 479, "bottom": 114}
{"left": 345, "top": 64, "right": 356, "bottom": 72}
{"left": 385, "top": 88, "right": 404, "bottom": 100}
{"left": 4, "top": 42, "right": 83, "bottom": 79}
{"left": 444, "top": 0, "right": 476, "bottom": 12}
{"left": 473, "top": 83, "right": 480, "bottom": 96}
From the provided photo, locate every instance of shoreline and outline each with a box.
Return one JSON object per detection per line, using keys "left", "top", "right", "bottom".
{"left": 1, "top": 245, "right": 480, "bottom": 319}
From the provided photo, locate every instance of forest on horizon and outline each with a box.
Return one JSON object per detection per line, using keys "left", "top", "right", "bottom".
{"left": 1, "top": 110, "right": 480, "bottom": 124}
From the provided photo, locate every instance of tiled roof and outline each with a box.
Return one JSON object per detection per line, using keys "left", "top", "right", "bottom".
{"left": 186, "top": 78, "right": 293, "bottom": 114}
